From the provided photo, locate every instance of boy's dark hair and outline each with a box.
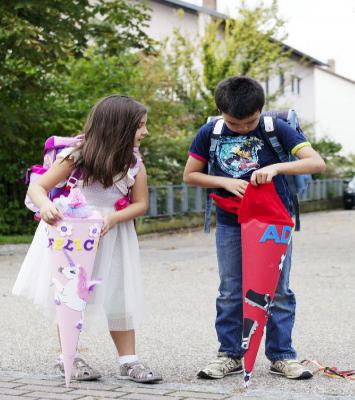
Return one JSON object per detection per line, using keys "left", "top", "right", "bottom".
{"left": 74, "top": 95, "right": 147, "bottom": 188}
{"left": 214, "top": 76, "right": 265, "bottom": 119}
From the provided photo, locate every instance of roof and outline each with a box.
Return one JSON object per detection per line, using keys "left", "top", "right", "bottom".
{"left": 282, "top": 43, "right": 328, "bottom": 67}
{"left": 150, "top": 1, "right": 329, "bottom": 67}
{"left": 151, "top": 0, "right": 227, "bottom": 19}
{"left": 315, "top": 66, "right": 355, "bottom": 85}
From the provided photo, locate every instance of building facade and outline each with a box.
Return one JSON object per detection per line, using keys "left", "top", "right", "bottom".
{"left": 141, "top": 0, "right": 355, "bottom": 153}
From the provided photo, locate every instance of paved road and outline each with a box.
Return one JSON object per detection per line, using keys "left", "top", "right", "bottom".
{"left": 1, "top": 210, "right": 354, "bottom": 399}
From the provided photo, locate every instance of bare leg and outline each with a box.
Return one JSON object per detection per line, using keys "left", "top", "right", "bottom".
{"left": 110, "top": 330, "right": 135, "bottom": 356}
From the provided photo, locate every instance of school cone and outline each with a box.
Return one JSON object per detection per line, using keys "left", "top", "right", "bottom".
{"left": 46, "top": 215, "right": 103, "bottom": 387}
{"left": 211, "top": 182, "right": 294, "bottom": 387}
{"left": 241, "top": 218, "right": 292, "bottom": 386}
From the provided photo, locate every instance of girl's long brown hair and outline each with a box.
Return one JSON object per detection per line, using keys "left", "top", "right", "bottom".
{"left": 73, "top": 95, "right": 147, "bottom": 188}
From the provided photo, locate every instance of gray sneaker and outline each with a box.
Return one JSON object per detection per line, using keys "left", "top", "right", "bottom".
{"left": 270, "top": 359, "right": 313, "bottom": 379}
{"left": 54, "top": 357, "right": 101, "bottom": 381}
{"left": 118, "top": 361, "right": 163, "bottom": 383}
{"left": 197, "top": 353, "right": 243, "bottom": 379}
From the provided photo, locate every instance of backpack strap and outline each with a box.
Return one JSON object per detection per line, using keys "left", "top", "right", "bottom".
{"left": 260, "top": 115, "right": 289, "bottom": 163}
{"left": 204, "top": 117, "right": 223, "bottom": 233}
{"left": 64, "top": 168, "right": 81, "bottom": 192}
{"left": 260, "top": 113, "right": 301, "bottom": 231}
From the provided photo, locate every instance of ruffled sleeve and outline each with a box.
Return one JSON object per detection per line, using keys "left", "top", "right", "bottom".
{"left": 113, "top": 148, "right": 142, "bottom": 196}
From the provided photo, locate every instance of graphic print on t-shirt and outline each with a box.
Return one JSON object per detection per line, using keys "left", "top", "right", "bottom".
{"left": 217, "top": 136, "right": 264, "bottom": 178}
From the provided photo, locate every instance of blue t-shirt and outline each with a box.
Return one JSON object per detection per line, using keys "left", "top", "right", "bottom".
{"left": 188, "top": 118, "right": 311, "bottom": 225}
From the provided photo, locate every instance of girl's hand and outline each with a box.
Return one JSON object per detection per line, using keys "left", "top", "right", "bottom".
{"left": 40, "top": 202, "right": 64, "bottom": 225}
{"left": 221, "top": 177, "right": 248, "bottom": 198}
{"left": 101, "top": 213, "right": 117, "bottom": 237}
{"left": 250, "top": 164, "right": 279, "bottom": 186}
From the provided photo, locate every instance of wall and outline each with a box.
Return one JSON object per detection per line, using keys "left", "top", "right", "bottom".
{"left": 268, "top": 58, "right": 316, "bottom": 125}
{"left": 144, "top": 1, "right": 200, "bottom": 41}
{"left": 314, "top": 67, "right": 355, "bottom": 154}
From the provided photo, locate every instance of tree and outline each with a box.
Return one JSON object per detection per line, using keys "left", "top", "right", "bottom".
{"left": 311, "top": 136, "right": 355, "bottom": 178}
{"left": 0, "top": 0, "right": 155, "bottom": 180}
{"left": 201, "top": 0, "right": 289, "bottom": 113}
{"left": 0, "top": 1, "right": 155, "bottom": 234}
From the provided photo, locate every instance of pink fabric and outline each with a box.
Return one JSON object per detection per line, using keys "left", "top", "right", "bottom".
{"left": 78, "top": 267, "right": 89, "bottom": 302}
{"left": 67, "top": 188, "right": 87, "bottom": 208}
{"left": 114, "top": 196, "right": 130, "bottom": 211}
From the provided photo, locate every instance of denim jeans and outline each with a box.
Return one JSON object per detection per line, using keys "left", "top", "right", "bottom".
{"left": 215, "top": 222, "right": 297, "bottom": 362}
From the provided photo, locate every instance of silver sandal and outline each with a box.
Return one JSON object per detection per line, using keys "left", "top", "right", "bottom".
{"left": 54, "top": 357, "right": 101, "bottom": 381}
{"left": 118, "top": 361, "right": 162, "bottom": 383}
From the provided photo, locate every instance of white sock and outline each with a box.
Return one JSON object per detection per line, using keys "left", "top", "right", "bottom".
{"left": 119, "top": 355, "right": 139, "bottom": 365}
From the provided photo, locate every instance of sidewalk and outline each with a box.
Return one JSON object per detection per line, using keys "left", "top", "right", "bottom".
{"left": 1, "top": 210, "right": 355, "bottom": 399}
{"left": 1, "top": 370, "right": 354, "bottom": 400}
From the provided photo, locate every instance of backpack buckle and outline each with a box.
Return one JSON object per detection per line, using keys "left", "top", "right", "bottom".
{"left": 263, "top": 116, "right": 274, "bottom": 132}
{"left": 65, "top": 176, "right": 78, "bottom": 191}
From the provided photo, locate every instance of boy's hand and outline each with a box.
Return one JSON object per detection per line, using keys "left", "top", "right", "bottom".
{"left": 221, "top": 177, "right": 248, "bottom": 198}
{"left": 40, "top": 202, "right": 64, "bottom": 225}
{"left": 250, "top": 165, "right": 279, "bottom": 186}
{"left": 101, "top": 213, "right": 117, "bottom": 237}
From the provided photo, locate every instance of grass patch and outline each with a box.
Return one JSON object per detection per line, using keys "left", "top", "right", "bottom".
{"left": 136, "top": 213, "right": 215, "bottom": 235}
{"left": 0, "top": 235, "right": 34, "bottom": 245}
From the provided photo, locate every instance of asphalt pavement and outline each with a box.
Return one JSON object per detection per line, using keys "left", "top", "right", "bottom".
{"left": 1, "top": 210, "right": 354, "bottom": 399}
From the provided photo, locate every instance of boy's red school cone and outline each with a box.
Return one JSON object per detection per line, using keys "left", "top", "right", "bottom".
{"left": 45, "top": 190, "right": 103, "bottom": 387}
{"left": 211, "top": 183, "right": 294, "bottom": 387}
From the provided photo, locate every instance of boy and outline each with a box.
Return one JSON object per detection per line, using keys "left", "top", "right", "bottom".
{"left": 183, "top": 76, "right": 325, "bottom": 380}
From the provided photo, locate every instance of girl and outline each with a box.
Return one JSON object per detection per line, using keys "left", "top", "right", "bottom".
{"left": 12, "top": 95, "right": 162, "bottom": 383}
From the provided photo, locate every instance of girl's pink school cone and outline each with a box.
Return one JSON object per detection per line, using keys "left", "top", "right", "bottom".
{"left": 46, "top": 215, "right": 103, "bottom": 387}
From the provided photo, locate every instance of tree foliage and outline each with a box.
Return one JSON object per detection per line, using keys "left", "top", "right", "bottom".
{"left": 311, "top": 136, "right": 355, "bottom": 178}
{"left": 0, "top": 0, "right": 155, "bottom": 178}
{"left": 0, "top": 0, "right": 155, "bottom": 233}
{"left": 201, "top": 0, "right": 289, "bottom": 113}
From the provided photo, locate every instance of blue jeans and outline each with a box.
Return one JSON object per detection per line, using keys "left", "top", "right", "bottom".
{"left": 215, "top": 223, "right": 297, "bottom": 362}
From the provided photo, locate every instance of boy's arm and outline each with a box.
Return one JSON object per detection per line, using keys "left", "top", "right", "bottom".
{"left": 250, "top": 146, "right": 326, "bottom": 186}
{"left": 183, "top": 156, "right": 248, "bottom": 198}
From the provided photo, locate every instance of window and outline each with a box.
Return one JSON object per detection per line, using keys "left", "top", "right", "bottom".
{"left": 265, "top": 77, "right": 269, "bottom": 96}
{"left": 279, "top": 72, "right": 285, "bottom": 94}
{"left": 291, "top": 75, "right": 301, "bottom": 95}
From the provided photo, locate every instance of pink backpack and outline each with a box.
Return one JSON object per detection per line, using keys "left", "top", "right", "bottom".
{"left": 24, "top": 135, "right": 83, "bottom": 219}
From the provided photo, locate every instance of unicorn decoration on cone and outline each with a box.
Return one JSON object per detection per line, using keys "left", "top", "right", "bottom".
{"left": 53, "top": 264, "right": 101, "bottom": 313}
{"left": 52, "top": 249, "right": 101, "bottom": 332}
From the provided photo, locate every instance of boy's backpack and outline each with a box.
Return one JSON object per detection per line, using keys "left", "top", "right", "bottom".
{"left": 24, "top": 135, "right": 83, "bottom": 220}
{"left": 204, "top": 109, "right": 311, "bottom": 233}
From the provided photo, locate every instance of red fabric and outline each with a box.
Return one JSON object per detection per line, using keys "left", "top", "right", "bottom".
{"left": 210, "top": 182, "right": 294, "bottom": 227}
{"left": 210, "top": 193, "right": 242, "bottom": 215}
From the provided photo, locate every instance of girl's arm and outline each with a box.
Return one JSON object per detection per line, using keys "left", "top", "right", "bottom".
{"left": 27, "top": 158, "right": 74, "bottom": 224}
{"left": 101, "top": 163, "right": 149, "bottom": 236}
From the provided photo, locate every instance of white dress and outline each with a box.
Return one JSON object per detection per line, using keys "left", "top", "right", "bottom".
{"left": 12, "top": 148, "right": 144, "bottom": 332}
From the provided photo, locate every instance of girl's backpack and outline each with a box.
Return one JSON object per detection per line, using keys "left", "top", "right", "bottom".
{"left": 24, "top": 135, "right": 83, "bottom": 220}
